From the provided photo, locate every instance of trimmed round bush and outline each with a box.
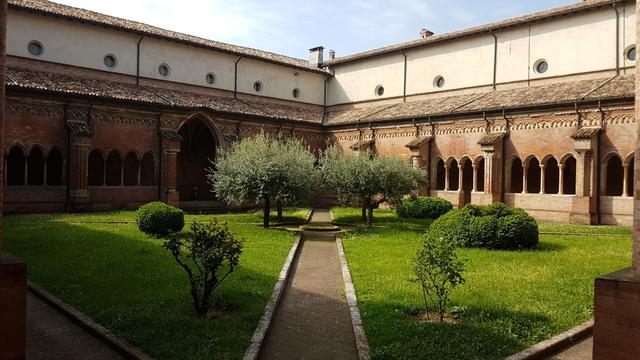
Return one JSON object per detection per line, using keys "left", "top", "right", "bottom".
{"left": 427, "top": 202, "right": 538, "bottom": 250}
{"left": 496, "top": 212, "right": 539, "bottom": 249}
{"left": 396, "top": 196, "right": 453, "bottom": 219}
{"left": 136, "top": 201, "right": 185, "bottom": 238}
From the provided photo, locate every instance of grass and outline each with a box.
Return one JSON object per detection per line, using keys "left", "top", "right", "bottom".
{"left": 331, "top": 207, "right": 432, "bottom": 228}
{"left": 7, "top": 207, "right": 310, "bottom": 225}
{"left": 4, "top": 210, "right": 304, "bottom": 360}
{"left": 334, "top": 207, "right": 632, "bottom": 360}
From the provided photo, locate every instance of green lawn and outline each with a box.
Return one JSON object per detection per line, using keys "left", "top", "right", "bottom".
{"left": 334, "top": 207, "right": 632, "bottom": 360}
{"left": 4, "top": 210, "right": 306, "bottom": 360}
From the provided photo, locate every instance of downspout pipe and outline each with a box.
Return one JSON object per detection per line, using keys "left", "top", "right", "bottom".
{"left": 234, "top": 57, "right": 242, "bottom": 99}
{"left": 596, "top": 101, "right": 604, "bottom": 225}
{"left": 491, "top": 32, "right": 498, "bottom": 90}
{"left": 501, "top": 110, "right": 510, "bottom": 203}
{"left": 136, "top": 36, "right": 144, "bottom": 85}
{"left": 401, "top": 50, "right": 408, "bottom": 102}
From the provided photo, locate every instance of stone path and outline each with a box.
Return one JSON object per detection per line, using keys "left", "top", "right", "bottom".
{"left": 545, "top": 337, "right": 593, "bottom": 360}
{"left": 258, "top": 208, "right": 358, "bottom": 360}
{"left": 27, "top": 294, "right": 123, "bottom": 360}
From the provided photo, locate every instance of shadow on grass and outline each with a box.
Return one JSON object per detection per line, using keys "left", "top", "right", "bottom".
{"left": 363, "top": 300, "right": 550, "bottom": 360}
{"left": 4, "top": 221, "right": 290, "bottom": 360}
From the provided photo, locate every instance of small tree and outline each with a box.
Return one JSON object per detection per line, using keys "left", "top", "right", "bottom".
{"left": 210, "top": 133, "right": 318, "bottom": 228}
{"left": 163, "top": 221, "right": 244, "bottom": 317}
{"left": 320, "top": 147, "right": 424, "bottom": 226}
{"left": 412, "top": 234, "right": 465, "bottom": 322}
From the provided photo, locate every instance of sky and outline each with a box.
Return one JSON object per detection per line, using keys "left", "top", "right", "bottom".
{"left": 54, "top": 0, "right": 576, "bottom": 60}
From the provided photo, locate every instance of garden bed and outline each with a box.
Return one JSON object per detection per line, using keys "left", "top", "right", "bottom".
{"left": 334, "top": 207, "right": 631, "bottom": 360}
{"left": 4, "top": 209, "right": 306, "bottom": 360}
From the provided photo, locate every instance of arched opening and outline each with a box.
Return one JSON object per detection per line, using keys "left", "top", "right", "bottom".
{"left": 461, "top": 158, "right": 473, "bottom": 204}
{"left": 448, "top": 159, "right": 459, "bottom": 191}
{"left": 46, "top": 148, "right": 63, "bottom": 186}
{"left": 435, "top": 159, "right": 445, "bottom": 190}
{"left": 177, "top": 118, "right": 217, "bottom": 201}
{"left": 27, "top": 147, "right": 45, "bottom": 185}
{"left": 526, "top": 158, "right": 541, "bottom": 194}
{"left": 605, "top": 154, "right": 624, "bottom": 196}
{"left": 141, "top": 152, "right": 155, "bottom": 186}
{"left": 106, "top": 150, "right": 122, "bottom": 186}
{"left": 475, "top": 157, "right": 485, "bottom": 192}
{"left": 88, "top": 150, "right": 104, "bottom": 186}
{"left": 627, "top": 155, "right": 634, "bottom": 196}
{"left": 123, "top": 152, "right": 139, "bottom": 186}
{"left": 543, "top": 157, "right": 559, "bottom": 194}
{"left": 562, "top": 156, "right": 576, "bottom": 195}
{"left": 510, "top": 157, "right": 523, "bottom": 193}
{"left": 7, "top": 145, "right": 26, "bottom": 186}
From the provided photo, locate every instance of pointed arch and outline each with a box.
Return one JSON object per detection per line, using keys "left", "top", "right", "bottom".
{"left": 123, "top": 152, "right": 139, "bottom": 186}
{"left": 27, "top": 147, "right": 45, "bottom": 185}
{"left": 474, "top": 156, "right": 485, "bottom": 192}
{"left": 542, "top": 155, "right": 559, "bottom": 194}
{"left": 604, "top": 153, "right": 624, "bottom": 196}
{"left": 88, "top": 149, "right": 105, "bottom": 186}
{"left": 434, "top": 157, "right": 445, "bottom": 190}
{"left": 46, "top": 148, "right": 64, "bottom": 186}
{"left": 106, "top": 150, "right": 123, "bottom": 186}
{"left": 525, "top": 156, "right": 541, "bottom": 194}
{"left": 7, "top": 145, "right": 26, "bottom": 186}
{"left": 509, "top": 156, "right": 523, "bottom": 193}
{"left": 141, "top": 152, "right": 156, "bottom": 186}
{"left": 561, "top": 154, "right": 576, "bottom": 195}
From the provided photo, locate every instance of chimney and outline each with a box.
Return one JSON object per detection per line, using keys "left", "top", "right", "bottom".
{"left": 420, "top": 28, "right": 434, "bottom": 39}
{"left": 309, "top": 46, "right": 324, "bottom": 67}
{"left": 329, "top": 49, "right": 336, "bottom": 60}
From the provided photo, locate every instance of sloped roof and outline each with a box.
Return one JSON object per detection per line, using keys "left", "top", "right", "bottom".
{"left": 571, "top": 126, "right": 601, "bottom": 139}
{"left": 9, "top": 0, "right": 330, "bottom": 75}
{"left": 324, "top": 0, "right": 620, "bottom": 66}
{"left": 6, "top": 66, "right": 324, "bottom": 124}
{"left": 405, "top": 136, "right": 433, "bottom": 149}
{"left": 478, "top": 132, "right": 506, "bottom": 146}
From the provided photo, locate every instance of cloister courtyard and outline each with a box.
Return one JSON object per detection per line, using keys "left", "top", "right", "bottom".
{"left": 3, "top": 206, "right": 631, "bottom": 359}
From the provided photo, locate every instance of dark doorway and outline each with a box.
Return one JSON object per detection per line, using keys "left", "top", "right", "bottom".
{"left": 563, "top": 156, "right": 576, "bottom": 195}
{"left": 88, "top": 150, "right": 104, "bottom": 186}
{"left": 606, "top": 155, "right": 624, "bottom": 196}
{"left": 544, "top": 157, "right": 559, "bottom": 194}
{"left": 177, "top": 118, "right": 217, "bottom": 201}
{"left": 27, "top": 147, "right": 45, "bottom": 185}
{"left": 526, "top": 158, "right": 541, "bottom": 194}
{"left": 7, "top": 145, "right": 26, "bottom": 186}
{"left": 435, "top": 159, "right": 445, "bottom": 190}
{"left": 475, "top": 158, "right": 485, "bottom": 192}
{"left": 47, "top": 149, "right": 64, "bottom": 186}
{"left": 510, "top": 158, "right": 523, "bottom": 193}
{"left": 448, "top": 160, "right": 459, "bottom": 191}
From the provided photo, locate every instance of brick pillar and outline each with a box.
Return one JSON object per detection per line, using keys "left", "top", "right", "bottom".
{"left": 592, "top": 3, "right": 640, "bottom": 358}
{"left": 68, "top": 138, "right": 91, "bottom": 211}
{"left": 161, "top": 138, "right": 181, "bottom": 207}
{"left": 0, "top": 0, "right": 28, "bottom": 359}
{"left": 570, "top": 150, "right": 594, "bottom": 225}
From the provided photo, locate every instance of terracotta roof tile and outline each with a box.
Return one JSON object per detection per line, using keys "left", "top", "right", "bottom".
{"left": 365, "top": 93, "right": 483, "bottom": 122}
{"left": 10, "top": 0, "right": 330, "bottom": 75}
{"left": 160, "top": 129, "right": 182, "bottom": 140}
{"left": 571, "top": 126, "right": 601, "bottom": 139}
{"left": 478, "top": 132, "right": 506, "bottom": 145}
{"left": 349, "top": 139, "right": 374, "bottom": 150}
{"left": 325, "top": 0, "right": 618, "bottom": 66}
{"left": 66, "top": 120, "right": 92, "bottom": 136}
{"left": 405, "top": 136, "right": 433, "bottom": 149}
{"left": 6, "top": 67, "right": 324, "bottom": 124}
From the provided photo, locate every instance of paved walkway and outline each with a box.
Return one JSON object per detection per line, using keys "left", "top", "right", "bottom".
{"left": 545, "top": 337, "right": 592, "bottom": 360}
{"left": 27, "top": 294, "right": 123, "bottom": 360}
{"left": 258, "top": 209, "right": 358, "bottom": 360}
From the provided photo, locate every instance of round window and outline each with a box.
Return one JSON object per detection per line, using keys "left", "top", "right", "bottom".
{"left": 103, "top": 54, "right": 118, "bottom": 69}
{"left": 626, "top": 46, "right": 636, "bottom": 62}
{"left": 158, "top": 64, "right": 170, "bottom": 77}
{"left": 206, "top": 73, "right": 216, "bottom": 85}
{"left": 375, "top": 85, "right": 384, "bottom": 96}
{"left": 253, "top": 81, "right": 263, "bottom": 92}
{"left": 434, "top": 76, "right": 445, "bottom": 88}
{"left": 535, "top": 60, "right": 549, "bottom": 74}
{"left": 292, "top": 88, "right": 300, "bottom": 98}
{"left": 27, "top": 41, "right": 43, "bottom": 56}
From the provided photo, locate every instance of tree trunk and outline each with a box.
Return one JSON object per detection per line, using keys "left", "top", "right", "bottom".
{"left": 366, "top": 206, "right": 374, "bottom": 227}
{"left": 276, "top": 200, "right": 283, "bottom": 221}
{"left": 361, "top": 205, "right": 367, "bottom": 221}
{"left": 263, "top": 197, "right": 271, "bottom": 228}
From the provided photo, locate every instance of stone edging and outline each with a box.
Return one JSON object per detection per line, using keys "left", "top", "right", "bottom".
{"left": 27, "top": 281, "right": 155, "bottom": 360}
{"left": 243, "top": 235, "right": 303, "bottom": 360}
{"left": 505, "top": 319, "right": 593, "bottom": 360}
{"left": 336, "top": 236, "right": 372, "bottom": 360}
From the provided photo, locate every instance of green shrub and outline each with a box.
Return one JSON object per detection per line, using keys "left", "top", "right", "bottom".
{"left": 396, "top": 196, "right": 453, "bottom": 219}
{"left": 427, "top": 202, "right": 538, "bottom": 250}
{"left": 496, "top": 213, "right": 539, "bottom": 249}
{"left": 136, "top": 201, "right": 185, "bottom": 238}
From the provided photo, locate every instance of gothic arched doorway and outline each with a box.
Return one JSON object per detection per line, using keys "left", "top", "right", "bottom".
{"left": 177, "top": 118, "right": 217, "bottom": 201}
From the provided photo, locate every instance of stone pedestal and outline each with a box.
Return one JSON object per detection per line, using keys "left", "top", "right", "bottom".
{"left": 0, "top": 253, "right": 27, "bottom": 360}
{"left": 593, "top": 268, "right": 640, "bottom": 359}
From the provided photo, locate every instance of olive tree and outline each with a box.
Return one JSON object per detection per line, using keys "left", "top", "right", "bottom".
{"left": 320, "top": 147, "right": 425, "bottom": 226}
{"left": 209, "top": 133, "right": 318, "bottom": 228}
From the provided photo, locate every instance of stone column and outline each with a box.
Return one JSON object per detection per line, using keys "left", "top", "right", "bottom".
{"left": 522, "top": 165, "right": 528, "bottom": 194}
{"left": 458, "top": 165, "right": 463, "bottom": 192}
{"left": 411, "top": 155, "right": 420, "bottom": 170}
{"left": 558, "top": 164, "right": 564, "bottom": 195}
{"left": 444, "top": 164, "right": 450, "bottom": 191}
{"left": 161, "top": 137, "right": 181, "bottom": 207}
{"left": 539, "top": 165, "right": 545, "bottom": 194}
{"left": 472, "top": 164, "right": 478, "bottom": 192}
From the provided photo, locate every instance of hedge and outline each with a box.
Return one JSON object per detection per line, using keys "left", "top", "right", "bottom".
{"left": 136, "top": 201, "right": 185, "bottom": 238}
{"left": 396, "top": 196, "right": 453, "bottom": 220}
{"left": 428, "top": 203, "right": 538, "bottom": 250}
